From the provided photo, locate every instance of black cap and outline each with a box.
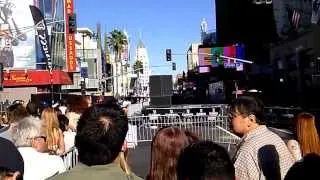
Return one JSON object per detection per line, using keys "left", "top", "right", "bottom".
{"left": 0, "top": 137, "right": 24, "bottom": 175}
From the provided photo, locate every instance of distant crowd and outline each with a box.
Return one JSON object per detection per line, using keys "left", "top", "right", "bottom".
{"left": 0, "top": 96, "right": 319, "bottom": 180}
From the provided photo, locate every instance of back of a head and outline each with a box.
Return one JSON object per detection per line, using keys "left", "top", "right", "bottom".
{"left": 75, "top": 100, "right": 128, "bottom": 166}
{"left": 230, "top": 96, "right": 264, "bottom": 124}
{"left": 12, "top": 116, "right": 42, "bottom": 147}
{"left": 6, "top": 104, "right": 29, "bottom": 124}
{"left": 177, "top": 141, "right": 235, "bottom": 180}
{"left": 295, "top": 112, "right": 320, "bottom": 156}
{"left": 26, "top": 101, "right": 39, "bottom": 117}
{"left": 149, "top": 127, "right": 199, "bottom": 180}
{"left": 285, "top": 154, "right": 320, "bottom": 180}
{"left": 0, "top": 137, "right": 24, "bottom": 178}
{"left": 57, "top": 115, "right": 69, "bottom": 132}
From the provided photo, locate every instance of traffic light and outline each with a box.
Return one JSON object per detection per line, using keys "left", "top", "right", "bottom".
{"left": 172, "top": 62, "right": 176, "bottom": 71}
{"left": 166, "top": 49, "right": 172, "bottom": 61}
{"left": 68, "top": 13, "right": 77, "bottom": 34}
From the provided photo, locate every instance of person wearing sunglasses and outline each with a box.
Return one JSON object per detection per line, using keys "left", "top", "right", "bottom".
{"left": 230, "top": 96, "right": 294, "bottom": 180}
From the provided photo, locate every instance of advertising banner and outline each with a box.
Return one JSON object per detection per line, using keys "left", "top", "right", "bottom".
{"left": 0, "top": 0, "right": 36, "bottom": 68}
{"left": 29, "top": 5, "right": 52, "bottom": 73}
{"left": 65, "top": 0, "right": 76, "bottom": 72}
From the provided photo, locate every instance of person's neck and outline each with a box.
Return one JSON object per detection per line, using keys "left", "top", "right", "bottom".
{"left": 245, "top": 123, "right": 261, "bottom": 135}
{"left": 113, "top": 154, "right": 121, "bottom": 166}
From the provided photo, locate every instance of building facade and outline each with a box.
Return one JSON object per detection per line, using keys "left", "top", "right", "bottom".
{"left": 134, "top": 40, "right": 150, "bottom": 98}
{"left": 187, "top": 43, "right": 200, "bottom": 71}
{"left": 0, "top": 0, "right": 74, "bottom": 102}
{"left": 62, "top": 27, "right": 100, "bottom": 93}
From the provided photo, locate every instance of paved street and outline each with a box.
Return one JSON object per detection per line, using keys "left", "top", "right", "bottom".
{"left": 127, "top": 142, "right": 237, "bottom": 178}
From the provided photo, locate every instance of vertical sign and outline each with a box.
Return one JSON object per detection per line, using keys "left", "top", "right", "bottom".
{"left": 0, "top": 63, "right": 3, "bottom": 91}
{"left": 65, "top": 0, "right": 76, "bottom": 72}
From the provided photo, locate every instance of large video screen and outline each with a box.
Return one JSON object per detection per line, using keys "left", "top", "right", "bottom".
{"left": 0, "top": 0, "right": 36, "bottom": 69}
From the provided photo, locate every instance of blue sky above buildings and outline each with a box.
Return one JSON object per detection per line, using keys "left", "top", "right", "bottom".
{"left": 75, "top": 0, "right": 216, "bottom": 75}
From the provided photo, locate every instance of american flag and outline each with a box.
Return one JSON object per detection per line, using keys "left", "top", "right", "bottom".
{"left": 290, "top": 9, "right": 301, "bottom": 30}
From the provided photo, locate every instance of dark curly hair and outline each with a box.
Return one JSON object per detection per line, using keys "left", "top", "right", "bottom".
{"left": 75, "top": 99, "right": 128, "bottom": 166}
{"left": 177, "top": 141, "right": 235, "bottom": 180}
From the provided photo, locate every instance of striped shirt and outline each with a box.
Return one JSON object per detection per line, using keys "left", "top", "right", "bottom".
{"left": 233, "top": 125, "right": 294, "bottom": 180}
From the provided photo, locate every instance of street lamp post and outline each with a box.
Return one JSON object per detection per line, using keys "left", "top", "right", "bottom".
{"left": 80, "top": 33, "right": 86, "bottom": 95}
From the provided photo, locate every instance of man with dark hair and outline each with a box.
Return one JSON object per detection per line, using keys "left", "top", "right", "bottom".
{"left": 55, "top": 101, "right": 142, "bottom": 180}
{"left": 230, "top": 96, "right": 294, "bottom": 180}
{"left": 177, "top": 141, "right": 235, "bottom": 180}
{"left": 0, "top": 137, "right": 24, "bottom": 180}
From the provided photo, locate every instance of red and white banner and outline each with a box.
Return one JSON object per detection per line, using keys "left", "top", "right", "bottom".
{"left": 65, "top": 0, "right": 76, "bottom": 72}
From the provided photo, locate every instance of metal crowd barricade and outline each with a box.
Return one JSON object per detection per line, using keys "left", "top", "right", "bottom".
{"left": 60, "top": 147, "right": 78, "bottom": 170}
{"left": 127, "top": 114, "right": 240, "bottom": 149}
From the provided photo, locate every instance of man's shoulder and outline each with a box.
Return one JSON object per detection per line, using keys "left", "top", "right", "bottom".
{"left": 54, "top": 163, "right": 142, "bottom": 180}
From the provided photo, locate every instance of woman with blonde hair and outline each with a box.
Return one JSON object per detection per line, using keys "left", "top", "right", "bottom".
{"left": 41, "top": 108, "right": 65, "bottom": 155}
{"left": 287, "top": 112, "right": 320, "bottom": 161}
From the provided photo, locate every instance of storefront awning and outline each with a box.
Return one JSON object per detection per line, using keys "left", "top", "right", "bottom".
{"left": 3, "top": 70, "right": 73, "bottom": 87}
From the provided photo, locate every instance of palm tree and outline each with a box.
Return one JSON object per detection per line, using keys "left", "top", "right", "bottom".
{"left": 133, "top": 60, "right": 143, "bottom": 76}
{"left": 107, "top": 29, "right": 128, "bottom": 98}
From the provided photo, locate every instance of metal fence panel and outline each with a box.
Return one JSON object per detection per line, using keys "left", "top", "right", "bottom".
{"left": 127, "top": 114, "right": 240, "bottom": 146}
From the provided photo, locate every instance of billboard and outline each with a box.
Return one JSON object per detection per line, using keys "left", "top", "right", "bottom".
{"left": 198, "top": 45, "right": 244, "bottom": 71}
{"left": 0, "top": 0, "right": 36, "bottom": 69}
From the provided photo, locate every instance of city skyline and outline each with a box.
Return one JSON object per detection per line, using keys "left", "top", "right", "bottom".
{"left": 75, "top": 0, "right": 216, "bottom": 75}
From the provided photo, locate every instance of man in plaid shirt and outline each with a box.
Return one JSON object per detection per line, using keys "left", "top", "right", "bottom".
{"left": 230, "top": 96, "right": 294, "bottom": 180}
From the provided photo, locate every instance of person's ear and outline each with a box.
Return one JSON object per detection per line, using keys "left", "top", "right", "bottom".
{"left": 248, "top": 114, "right": 256, "bottom": 123}
{"left": 5, "top": 171, "right": 21, "bottom": 180}
{"left": 12, "top": 171, "right": 21, "bottom": 180}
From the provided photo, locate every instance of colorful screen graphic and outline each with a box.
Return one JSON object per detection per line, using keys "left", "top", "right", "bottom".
{"left": 198, "top": 44, "right": 245, "bottom": 71}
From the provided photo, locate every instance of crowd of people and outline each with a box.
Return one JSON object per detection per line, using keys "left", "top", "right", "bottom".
{"left": 0, "top": 95, "right": 319, "bottom": 180}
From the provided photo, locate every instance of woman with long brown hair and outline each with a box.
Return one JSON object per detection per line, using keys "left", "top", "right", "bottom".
{"left": 41, "top": 108, "right": 65, "bottom": 155}
{"left": 287, "top": 112, "right": 320, "bottom": 161}
{"left": 147, "top": 127, "right": 199, "bottom": 180}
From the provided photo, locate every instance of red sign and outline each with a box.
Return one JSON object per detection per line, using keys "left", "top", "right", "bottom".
{"left": 65, "top": 0, "right": 76, "bottom": 72}
{"left": 3, "top": 70, "right": 72, "bottom": 87}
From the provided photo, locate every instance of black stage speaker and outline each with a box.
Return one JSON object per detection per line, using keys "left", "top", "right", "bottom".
{"left": 150, "top": 96, "right": 172, "bottom": 107}
{"left": 149, "top": 75, "right": 173, "bottom": 107}
{"left": 149, "top": 75, "right": 173, "bottom": 97}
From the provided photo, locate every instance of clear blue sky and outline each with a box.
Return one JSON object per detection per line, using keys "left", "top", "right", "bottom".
{"left": 75, "top": 0, "right": 216, "bottom": 75}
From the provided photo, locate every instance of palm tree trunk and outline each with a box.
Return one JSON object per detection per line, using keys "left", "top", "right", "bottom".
{"left": 114, "top": 52, "right": 119, "bottom": 98}
{"left": 121, "top": 58, "right": 124, "bottom": 97}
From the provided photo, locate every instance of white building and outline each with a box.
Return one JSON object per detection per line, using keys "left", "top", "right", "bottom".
{"left": 134, "top": 40, "right": 150, "bottom": 98}
{"left": 187, "top": 43, "right": 200, "bottom": 71}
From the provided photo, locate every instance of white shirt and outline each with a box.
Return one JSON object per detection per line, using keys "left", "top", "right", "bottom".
{"left": 63, "top": 130, "right": 76, "bottom": 152}
{"left": 18, "top": 147, "right": 66, "bottom": 180}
